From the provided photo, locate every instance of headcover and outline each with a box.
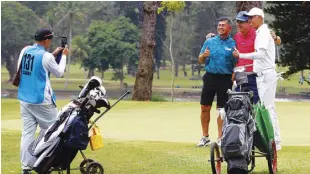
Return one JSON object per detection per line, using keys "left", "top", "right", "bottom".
{"left": 78, "top": 76, "right": 102, "bottom": 98}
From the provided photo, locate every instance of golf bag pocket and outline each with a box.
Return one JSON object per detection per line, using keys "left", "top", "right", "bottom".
{"left": 221, "top": 123, "right": 247, "bottom": 158}
{"left": 65, "top": 116, "right": 89, "bottom": 150}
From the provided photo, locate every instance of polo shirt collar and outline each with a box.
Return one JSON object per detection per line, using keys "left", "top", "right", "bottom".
{"left": 216, "top": 35, "right": 231, "bottom": 41}
{"left": 34, "top": 43, "right": 46, "bottom": 50}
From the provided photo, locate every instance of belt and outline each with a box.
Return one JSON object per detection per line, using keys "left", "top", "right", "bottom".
{"left": 255, "top": 69, "right": 275, "bottom": 77}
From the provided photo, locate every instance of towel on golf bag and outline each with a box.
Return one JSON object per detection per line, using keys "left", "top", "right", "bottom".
{"left": 221, "top": 94, "right": 256, "bottom": 159}
{"left": 253, "top": 102, "right": 274, "bottom": 153}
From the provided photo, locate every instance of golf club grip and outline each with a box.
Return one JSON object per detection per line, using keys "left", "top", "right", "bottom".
{"left": 88, "top": 90, "right": 131, "bottom": 130}
{"left": 110, "top": 90, "right": 131, "bottom": 108}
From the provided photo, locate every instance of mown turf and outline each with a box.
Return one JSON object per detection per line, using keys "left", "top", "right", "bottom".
{"left": 2, "top": 99, "right": 310, "bottom": 145}
{"left": 2, "top": 99, "right": 310, "bottom": 173}
{"left": 2, "top": 130, "right": 310, "bottom": 174}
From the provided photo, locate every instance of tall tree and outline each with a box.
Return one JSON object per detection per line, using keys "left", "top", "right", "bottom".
{"left": 53, "top": 2, "right": 87, "bottom": 88}
{"left": 109, "top": 17, "right": 140, "bottom": 87}
{"left": 20, "top": 1, "right": 55, "bottom": 17}
{"left": 87, "top": 17, "right": 139, "bottom": 87}
{"left": 158, "top": 1, "right": 186, "bottom": 101}
{"left": 265, "top": 2, "right": 310, "bottom": 80}
{"left": 1, "top": 2, "right": 41, "bottom": 81}
{"left": 71, "top": 35, "right": 91, "bottom": 79}
{"left": 87, "top": 20, "right": 112, "bottom": 78}
{"left": 132, "top": 1, "right": 159, "bottom": 101}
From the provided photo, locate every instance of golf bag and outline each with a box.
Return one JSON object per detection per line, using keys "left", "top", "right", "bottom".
{"left": 26, "top": 76, "right": 110, "bottom": 174}
{"left": 221, "top": 92, "right": 256, "bottom": 173}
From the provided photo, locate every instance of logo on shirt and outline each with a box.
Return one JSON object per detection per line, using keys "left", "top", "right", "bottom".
{"left": 224, "top": 47, "right": 232, "bottom": 51}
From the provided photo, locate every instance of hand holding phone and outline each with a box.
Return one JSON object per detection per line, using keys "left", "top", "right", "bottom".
{"left": 56, "top": 37, "right": 68, "bottom": 64}
{"left": 61, "top": 37, "right": 67, "bottom": 48}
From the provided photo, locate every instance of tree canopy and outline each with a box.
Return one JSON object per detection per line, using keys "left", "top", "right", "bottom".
{"left": 1, "top": 2, "right": 41, "bottom": 81}
{"left": 265, "top": 2, "right": 310, "bottom": 79}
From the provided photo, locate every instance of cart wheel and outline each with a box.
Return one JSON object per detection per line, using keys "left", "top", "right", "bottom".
{"left": 267, "top": 140, "right": 277, "bottom": 174}
{"left": 210, "top": 142, "right": 222, "bottom": 174}
{"left": 80, "top": 159, "right": 95, "bottom": 174}
{"left": 85, "top": 162, "right": 104, "bottom": 174}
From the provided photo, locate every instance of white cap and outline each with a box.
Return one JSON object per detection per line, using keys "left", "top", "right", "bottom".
{"left": 245, "top": 7, "right": 264, "bottom": 18}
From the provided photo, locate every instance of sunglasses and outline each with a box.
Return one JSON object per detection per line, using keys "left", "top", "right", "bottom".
{"left": 236, "top": 20, "right": 247, "bottom": 24}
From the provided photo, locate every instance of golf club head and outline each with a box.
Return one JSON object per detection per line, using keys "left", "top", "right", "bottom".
{"left": 96, "top": 98, "right": 111, "bottom": 109}
{"left": 98, "top": 86, "right": 107, "bottom": 96}
{"left": 78, "top": 76, "right": 102, "bottom": 98}
{"left": 89, "top": 86, "right": 106, "bottom": 100}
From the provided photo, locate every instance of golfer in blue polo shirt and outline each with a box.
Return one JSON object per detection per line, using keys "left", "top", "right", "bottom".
{"left": 197, "top": 17, "right": 238, "bottom": 147}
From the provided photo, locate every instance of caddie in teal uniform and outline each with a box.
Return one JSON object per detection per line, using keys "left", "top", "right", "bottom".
{"left": 197, "top": 17, "right": 238, "bottom": 147}
{"left": 17, "top": 28, "right": 69, "bottom": 174}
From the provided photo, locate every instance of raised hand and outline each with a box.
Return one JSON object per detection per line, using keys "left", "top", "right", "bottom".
{"left": 206, "top": 33, "right": 216, "bottom": 40}
{"left": 62, "top": 45, "right": 69, "bottom": 56}
{"left": 233, "top": 46, "right": 239, "bottom": 58}
{"left": 270, "top": 30, "right": 277, "bottom": 40}
{"left": 52, "top": 47, "right": 64, "bottom": 57}
{"left": 203, "top": 46, "right": 210, "bottom": 57}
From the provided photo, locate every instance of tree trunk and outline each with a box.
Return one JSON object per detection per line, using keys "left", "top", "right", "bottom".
{"left": 88, "top": 68, "right": 95, "bottom": 78}
{"left": 191, "top": 64, "right": 195, "bottom": 76}
{"left": 182, "top": 62, "right": 187, "bottom": 77}
{"left": 132, "top": 1, "right": 158, "bottom": 101}
{"left": 169, "top": 17, "right": 175, "bottom": 102}
{"left": 101, "top": 70, "right": 104, "bottom": 79}
{"left": 174, "top": 61, "right": 179, "bottom": 77}
{"left": 120, "top": 68, "right": 124, "bottom": 88}
{"left": 6, "top": 53, "right": 18, "bottom": 82}
{"left": 236, "top": 1, "right": 263, "bottom": 12}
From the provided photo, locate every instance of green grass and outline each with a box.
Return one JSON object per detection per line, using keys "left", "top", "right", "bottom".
{"left": 2, "top": 99, "right": 310, "bottom": 145}
{"left": 2, "top": 65, "right": 310, "bottom": 93}
{"left": 2, "top": 99, "right": 310, "bottom": 173}
{"left": 2, "top": 130, "right": 310, "bottom": 174}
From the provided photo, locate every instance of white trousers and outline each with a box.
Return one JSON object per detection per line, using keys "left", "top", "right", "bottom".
{"left": 256, "top": 69, "right": 281, "bottom": 150}
{"left": 20, "top": 101, "right": 57, "bottom": 170}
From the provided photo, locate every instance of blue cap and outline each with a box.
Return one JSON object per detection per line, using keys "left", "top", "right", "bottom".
{"left": 236, "top": 11, "right": 248, "bottom": 22}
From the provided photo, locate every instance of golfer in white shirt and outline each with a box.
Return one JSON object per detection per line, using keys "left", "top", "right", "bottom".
{"left": 233, "top": 7, "right": 281, "bottom": 151}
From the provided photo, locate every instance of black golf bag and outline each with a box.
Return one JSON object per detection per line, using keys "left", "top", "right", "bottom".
{"left": 220, "top": 71, "right": 256, "bottom": 174}
{"left": 26, "top": 77, "right": 111, "bottom": 174}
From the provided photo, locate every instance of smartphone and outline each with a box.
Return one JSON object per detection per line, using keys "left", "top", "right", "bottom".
{"left": 61, "top": 37, "right": 67, "bottom": 48}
